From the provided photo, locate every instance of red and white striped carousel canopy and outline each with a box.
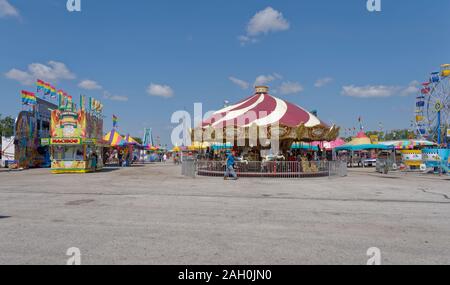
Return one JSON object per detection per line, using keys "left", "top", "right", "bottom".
{"left": 202, "top": 87, "right": 327, "bottom": 129}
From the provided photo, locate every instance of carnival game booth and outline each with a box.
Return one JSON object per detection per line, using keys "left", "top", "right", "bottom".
{"left": 335, "top": 132, "right": 393, "bottom": 167}
{"left": 194, "top": 86, "right": 342, "bottom": 178}
{"left": 378, "top": 140, "right": 437, "bottom": 170}
{"left": 124, "top": 134, "right": 142, "bottom": 164}
{"left": 50, "top": 98, "right": 105, "bottom": 174}
{"left": 103, "top": 129, "right": 130, "bottom": 165}
{"left": 422, "top": 148, "right": 450, "bottom": 174}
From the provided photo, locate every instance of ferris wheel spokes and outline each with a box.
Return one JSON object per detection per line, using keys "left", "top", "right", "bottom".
{"left": 414, "top": 64, "right": 450, "bottom": 144}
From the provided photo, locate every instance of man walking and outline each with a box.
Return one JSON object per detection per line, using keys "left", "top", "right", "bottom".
{"left": 224, "top": 150, "right": 238, "bottom": 180}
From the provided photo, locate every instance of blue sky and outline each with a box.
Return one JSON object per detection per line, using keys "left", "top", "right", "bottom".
{"left": 1, "top": 0, "right": 449, "bottom": 145}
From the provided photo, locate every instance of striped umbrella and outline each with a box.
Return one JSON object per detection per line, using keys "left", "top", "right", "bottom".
{"left": 103, "top": 129, "right": 127, "bottom": 147}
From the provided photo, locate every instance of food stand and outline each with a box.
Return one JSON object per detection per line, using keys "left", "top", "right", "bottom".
{"left": 49, "top": 97, "right": 105, "bottom": 174}
{"left": 50, "top": 137, "right": 104, "bottom": 173}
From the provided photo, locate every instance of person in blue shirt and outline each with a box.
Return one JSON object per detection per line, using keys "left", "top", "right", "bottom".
{"left": 224, "top": 150, "right": 238, "bottom": 180}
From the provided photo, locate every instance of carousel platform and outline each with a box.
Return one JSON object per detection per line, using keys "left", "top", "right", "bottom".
{"left": 194, "top": 160, "right": 346, "bottom": 178}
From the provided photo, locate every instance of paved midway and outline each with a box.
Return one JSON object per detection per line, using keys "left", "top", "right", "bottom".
{"left": 0, "top": 164, "right": 449, "bottom": 265}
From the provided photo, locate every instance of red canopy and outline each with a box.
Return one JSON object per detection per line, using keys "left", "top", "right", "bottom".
{"left": 202, "top": 91, "right": 327, "bottom": 129}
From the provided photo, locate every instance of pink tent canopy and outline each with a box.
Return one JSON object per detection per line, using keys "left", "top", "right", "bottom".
{"left": 311, "top": 138, "right": 346, "bottom": 150}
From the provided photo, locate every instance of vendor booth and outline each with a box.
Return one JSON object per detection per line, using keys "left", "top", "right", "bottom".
{"left": 422, "top": 148, "right": 450, "bottom": 173}
{"left": 49, "top": 98, "right": 105, "bottom": 174}
{"left": 335, "top": 132, "right": 393, "bottom": 167}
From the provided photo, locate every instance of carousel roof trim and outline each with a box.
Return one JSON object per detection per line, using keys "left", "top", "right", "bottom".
{"left": 202, "top": 88, "right": 326, "bottom": 129}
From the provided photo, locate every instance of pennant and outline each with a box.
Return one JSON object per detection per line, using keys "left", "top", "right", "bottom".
{"left": 36, "top": 80, "right": 45, "bottom": 92}
{"left": 80, "top": 95, "right": 86, "bottom": 111}
{"left": 21, "top": 90, "right": 37, "bottom": 105}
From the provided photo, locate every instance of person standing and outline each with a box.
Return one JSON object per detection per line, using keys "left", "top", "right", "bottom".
{"left": 118, "top": 151, "right": 123, "bottom": 167}
{"left": 91, "top": 152, "right": 98, "bottom": 172}
{"left": 224, "top": 151, "right": 238, "bottom": 180}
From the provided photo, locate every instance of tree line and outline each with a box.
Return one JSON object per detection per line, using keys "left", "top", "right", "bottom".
{"left": 0, "top": 114, "right": 15, "bottom": 138}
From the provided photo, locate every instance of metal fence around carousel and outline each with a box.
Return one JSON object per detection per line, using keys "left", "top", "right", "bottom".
{"left": 182, "top": 160, "right": 347, "bottom": 178}
{"left": 181, "top": 157, "right": 197, "bottom": 178}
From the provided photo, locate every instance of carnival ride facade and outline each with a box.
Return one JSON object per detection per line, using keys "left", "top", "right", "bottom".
{"left": 49, "top": 97, "right": 105, "bottom": 174}
{"left": 422, "top": 148, "right": 450, "bottom": 173}
{"left": 14, "top": 97, "right": 56, "bottom": 169}
{"left": 415, "top": 64, "right": 450, "bottom": 144}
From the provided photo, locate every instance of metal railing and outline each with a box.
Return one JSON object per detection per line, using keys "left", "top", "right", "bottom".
{"left": 375, "top": 158, "right": 397, "bottom": 173}
{"left": 182, "top": 160, "right": 347, "bottom": 178}
{"left": 181, "top": 158, "right": 197, "bottom": 178}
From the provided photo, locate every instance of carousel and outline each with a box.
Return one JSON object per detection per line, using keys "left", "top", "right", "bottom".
{"left": 193, "top": 86, "right": 339, "bottom": 154}
{"left": 192, "top": 86, "right": 342, "bottom": 178}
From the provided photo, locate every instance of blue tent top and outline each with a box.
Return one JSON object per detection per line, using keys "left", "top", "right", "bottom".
{"left": 291, "top": 143, "right": 319, "bottom": 151}
{"left": 335, "top": 144, "right": 393, "bottom": 151}
{"left": 211, "top": 143, "right": 233, "bottom": 150}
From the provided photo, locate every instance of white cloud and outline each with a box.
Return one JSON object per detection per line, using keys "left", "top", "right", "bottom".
{"left": 4, "top": 69, "right": 31, "bottom": 85}
{"left": 247, "top": 7, "right": 290, "bottom": 36}
{"left": 400, "top": 81, "right": 420, "bottom": 96}
{"left": 103, "top": 91, "right": 128, "bottom": 102}
{"left": 147, "top": 83, "right": 174, "bottom": 98}
{"left": 240, "top": 7, "right": 290, "bottom": 45}
{"left": 79, "top": 79, "right": 102, "bottom": 90}
{"left": 229, "top": 76, "right": 249, "bottom": 90}
{"left": 315, "top": 77, "right": 334, "bottom": 88}
{"left": 341, "top": 85, "right": 399, "bottom": 98}
{"left": 5, "top": 61, "right": 76, "bottom": 85}
{"left": 254, "top": 74, "right": 280, "bottom": 86}
{"left": 342, "top": 81, "right": 420, "bottom": 98}
{"left": 279, "top": 81, "right": 304, "bottom": 95}
{"left": 0, "top": 0, "right": 19, "bottom": 18}
{"left": 238, "top": 35, "right": 258, "bottom": 46}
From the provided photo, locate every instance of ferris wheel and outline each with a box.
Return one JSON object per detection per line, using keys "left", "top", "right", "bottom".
{"left": 415, "top": 64, "right": 450, "bottom": 144}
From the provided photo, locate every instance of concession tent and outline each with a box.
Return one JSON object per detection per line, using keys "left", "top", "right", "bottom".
{"left": 335, "top": 144, "right": 393, "bottom": 151}
{"left": 335, "top": 132, "right": 393, "bottom": 151}
{"left": 311, "top": 138, "right": 346, "bottom": 150}
{"left": 378, "top": 140, "right": 437, "bottom": 150}
{"left": 103, "top": 129, "right": 127, "bottom": 147}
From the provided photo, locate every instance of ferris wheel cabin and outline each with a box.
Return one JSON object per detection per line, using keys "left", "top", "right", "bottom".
{"left": 441, "top": 64, "right": 450, "bottom": 77}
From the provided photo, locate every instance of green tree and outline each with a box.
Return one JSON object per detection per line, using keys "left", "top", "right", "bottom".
{"left": 384, "top": 129, "right": 416, "bottom": 141}
{"left": 0, "top": 114, "right": 15, "bottom": 137}
{"left": 365, "top": 131, "right": 385, "bottom": 141}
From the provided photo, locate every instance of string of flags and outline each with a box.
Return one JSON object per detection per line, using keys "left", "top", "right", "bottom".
{"left": 36, "top": 79, "right": 57, "bottom": 98}
{"left": 89, "top": 97, "right": 104, "bottom": 114}
{"left": 21, "top": 79, "right": 104, "bottom": 117}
